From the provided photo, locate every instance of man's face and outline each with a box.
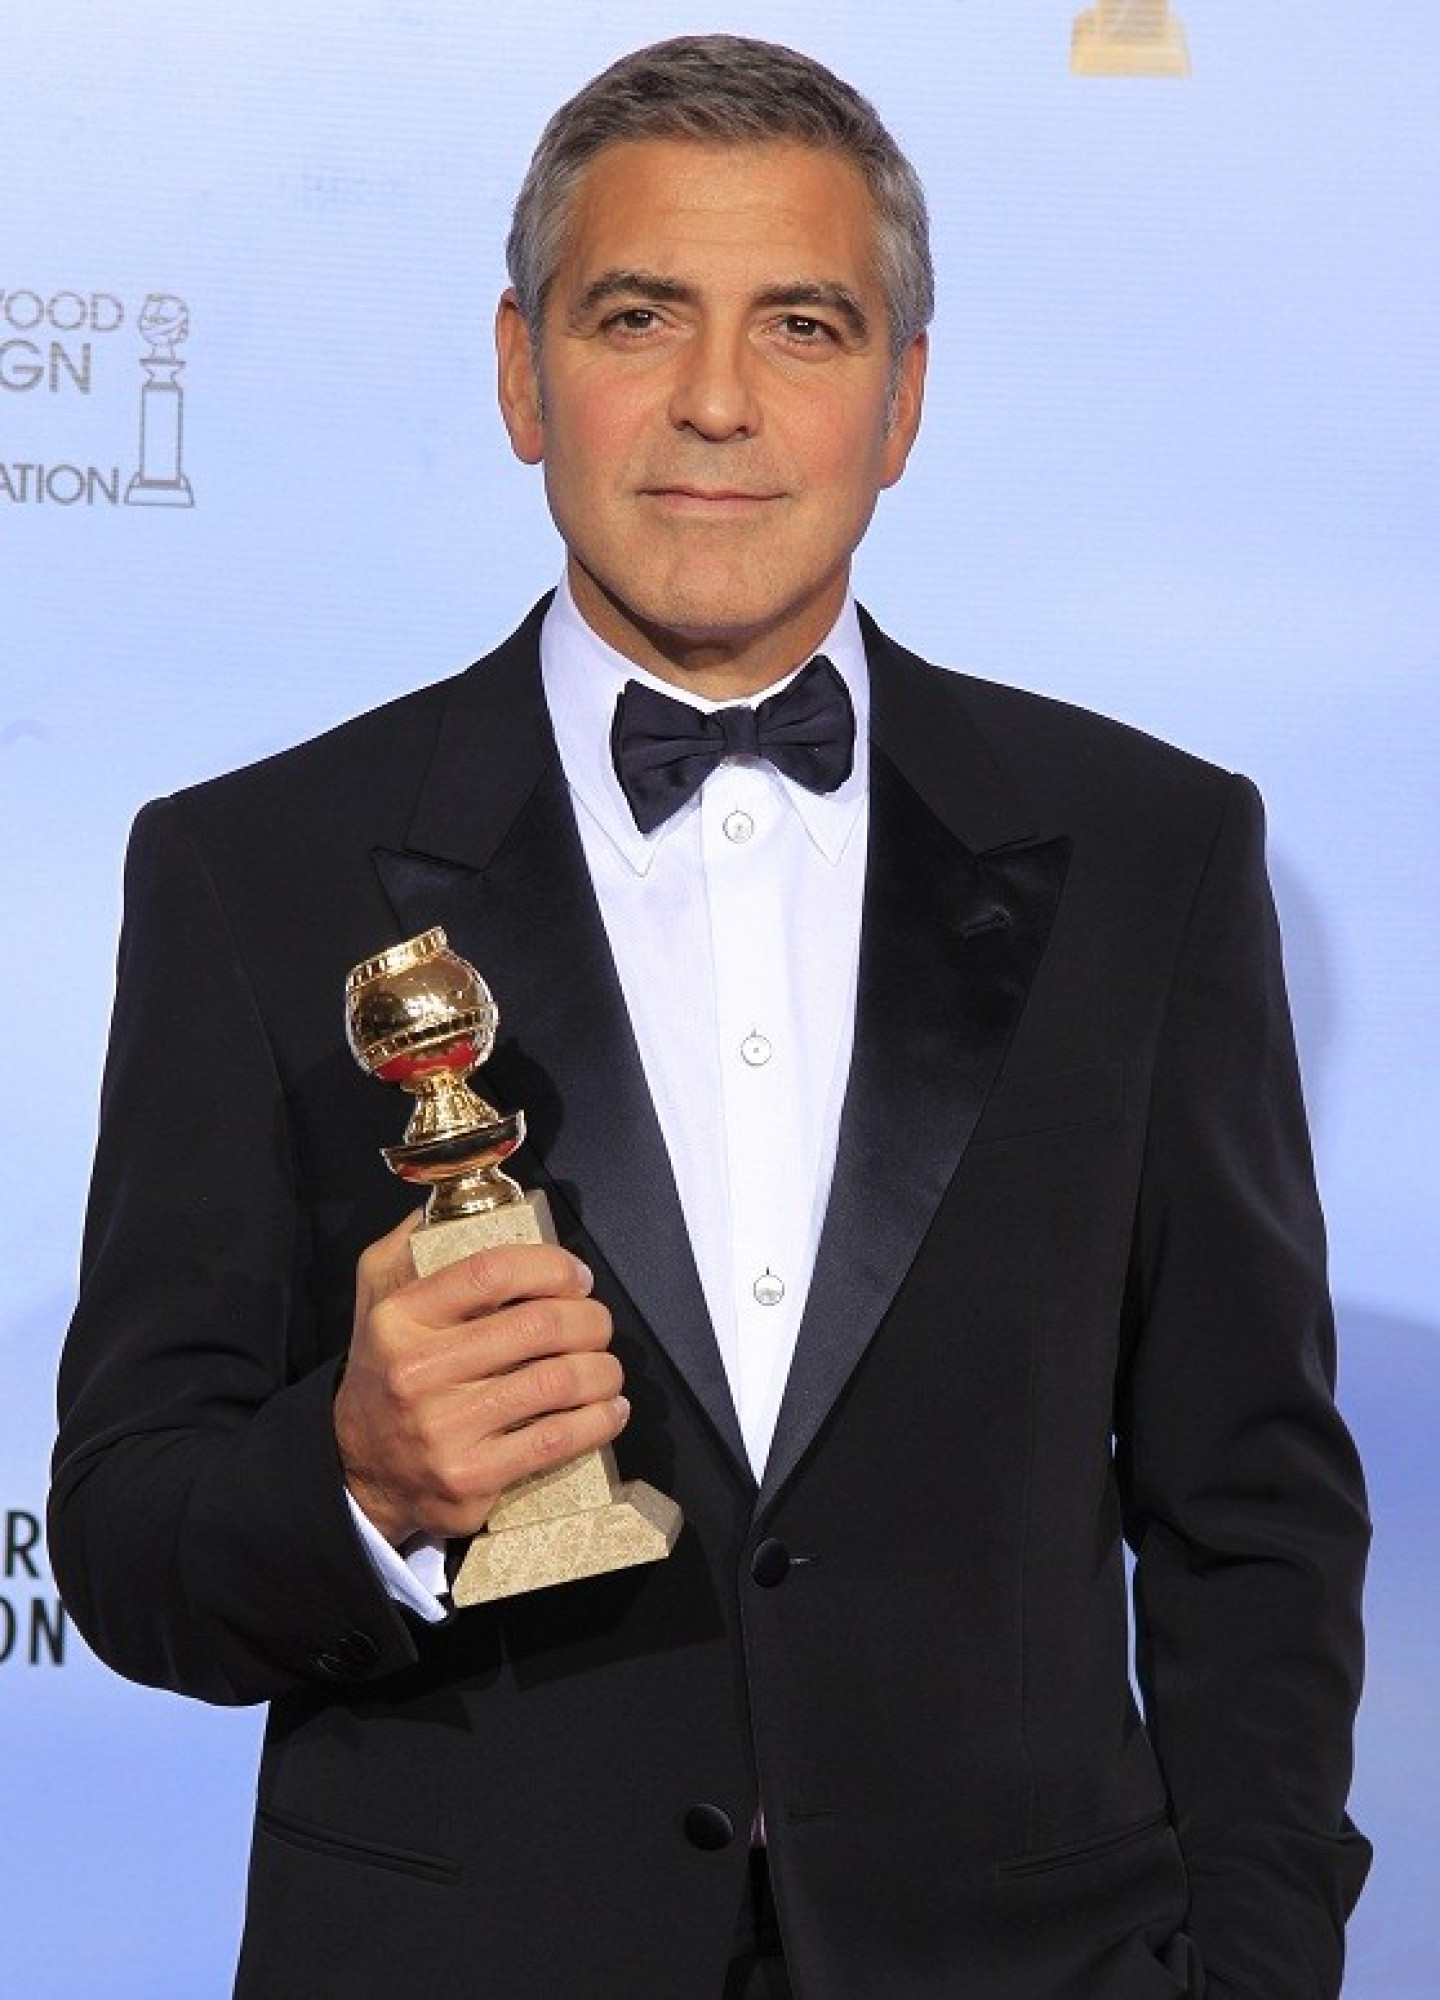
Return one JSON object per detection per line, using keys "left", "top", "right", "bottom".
{"left": 497, "top": 138, "right": 926, "bottom": 695}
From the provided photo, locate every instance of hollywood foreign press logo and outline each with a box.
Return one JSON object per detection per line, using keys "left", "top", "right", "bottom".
{"left": 0, "top": 286, "right": 196, "bottom": 510}
{"left": 1, "top": 1507, "right": 67, "bottom": 1669}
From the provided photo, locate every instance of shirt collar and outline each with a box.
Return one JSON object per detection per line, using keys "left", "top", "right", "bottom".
{"left": 540, "top": 574, "right": 870, "bottom": 877}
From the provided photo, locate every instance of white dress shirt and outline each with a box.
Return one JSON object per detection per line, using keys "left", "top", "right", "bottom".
{"left": 351, "top": 578, "right": 869, "bottom": 1617}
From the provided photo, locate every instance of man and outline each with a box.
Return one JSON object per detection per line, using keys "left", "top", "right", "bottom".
{"left": 51, "top": 35, "right": 1369, "bottom": 2000}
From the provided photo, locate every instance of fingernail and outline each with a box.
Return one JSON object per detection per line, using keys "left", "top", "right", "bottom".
{"left": 572, "top": 1256, "right": 595, "bottom": 1293}
{"left": 612, "top": 1395, "right": 631, "bottom": 1424}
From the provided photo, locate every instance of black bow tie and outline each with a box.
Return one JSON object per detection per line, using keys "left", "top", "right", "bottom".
{"left": 610, "top": 656, "right": 855, "bottom": 835}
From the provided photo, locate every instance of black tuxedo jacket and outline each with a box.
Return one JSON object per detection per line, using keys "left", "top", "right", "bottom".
{"left": 51, "top": 605, "right": 1369, "bottom": 1999}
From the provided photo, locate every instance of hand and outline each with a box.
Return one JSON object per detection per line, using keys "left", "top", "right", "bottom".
{"left": 334, "top": 1213, "right": 629, "bottom": 1548}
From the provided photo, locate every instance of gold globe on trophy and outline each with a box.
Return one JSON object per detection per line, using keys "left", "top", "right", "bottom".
{"left": 345, "top": 928, "right": 682, "bottom": 1605}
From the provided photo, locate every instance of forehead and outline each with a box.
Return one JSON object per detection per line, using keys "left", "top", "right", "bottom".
{"left": 550, "top": 138, "right": 882, "bottom": 296}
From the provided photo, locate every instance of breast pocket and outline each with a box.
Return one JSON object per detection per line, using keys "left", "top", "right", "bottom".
{"left": 970, "top": 1058, "right": 1125, "bottom": 1147}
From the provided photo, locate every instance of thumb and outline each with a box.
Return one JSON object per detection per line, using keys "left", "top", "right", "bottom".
{"left": 353, "top": 1209, "right": 425, "bottom": 1321}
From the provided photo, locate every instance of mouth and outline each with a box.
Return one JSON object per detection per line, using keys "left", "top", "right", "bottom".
{"left": 641, "top": 486, "right": 783, "bottom": 517}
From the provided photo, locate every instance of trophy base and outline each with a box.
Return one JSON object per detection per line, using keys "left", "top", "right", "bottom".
{"left": 405, "top": 1184, "right": 684, "bottom": 1606}
{"left": 1070, "top": 11, "right": 1190, "bottom": 76}
{"left": 125, "top": 474, "right": 195, "bottom": 508}
{"left": 452, "top": 1476, "right": 683, "bottom": 1606}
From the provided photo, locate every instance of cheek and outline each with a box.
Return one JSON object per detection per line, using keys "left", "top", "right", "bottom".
{"left": 551, "top": 375, "right": 654, "bottom": 468}
{"left": 790, "top": 397, "right": 892, "bottom": 489}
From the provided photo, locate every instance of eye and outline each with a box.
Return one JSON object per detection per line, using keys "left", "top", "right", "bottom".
{"left": 604, "top": 307, "right": 661, "bottom": 336}
{"left": 770, "top": 313, "right": 843, "bottom": 353}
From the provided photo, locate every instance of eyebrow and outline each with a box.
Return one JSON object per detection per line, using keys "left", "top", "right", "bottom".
{"left": 753, "top": 283, "right": 871, "bottom": 341}
{"left": 570, "top": 271, "right": 695, "bottom": 321}
{"left": 569, "top": 270, "right": 872, "bottom": 341}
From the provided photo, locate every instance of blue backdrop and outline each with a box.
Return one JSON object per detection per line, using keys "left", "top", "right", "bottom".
{"left": 2, "top": 5, "right": 1435, "bottom": 1991}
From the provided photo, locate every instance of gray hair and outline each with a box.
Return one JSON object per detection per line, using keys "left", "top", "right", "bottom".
{"left": 507, "top": 35, "right": 934, "bottom": 361}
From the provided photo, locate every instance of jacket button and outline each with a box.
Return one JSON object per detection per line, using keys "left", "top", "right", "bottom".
{"left": 683, "top": 1804, "right": 736, "bottom": 1851}
{"left": 751, "top": 1539, "right": 790, "bottom": 1588}
{"left": 309, "top": 1628, "right": 380, "bottom": 1680}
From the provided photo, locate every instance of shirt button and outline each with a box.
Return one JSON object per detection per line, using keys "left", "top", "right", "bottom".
{"left": 683, "top": 1803, "right": 736, "bottom": 1850}
{"left": 753, "top": 1270, "right": 785, "bottom": 1307}
{"left": 723, "top": 810, "right": 755, "bottom": 844}
{"left": 740, "top": 1032, "right": 772, "bottom": 1067}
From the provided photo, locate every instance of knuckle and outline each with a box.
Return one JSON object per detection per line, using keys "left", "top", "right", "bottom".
{"left": 483, "top": 1362, "right": 539, "bottom": 1418}
{"left": 430, "top": 1464, "right": 468, "bottom": 1510}
{"left": 383, "top": 1350, "right": 430, "bottom": 1413}
{"left": 433, "top": 1457, "right": 490, "bottom": 1515}
{"left": 578, "top": 1299, "right": 614, "bottom": 1348}
{"left": 528, "top": 1355, "right": 576, "bottom": 1408}
{"left": 432, "top": 1435, "right": 499, "bottom": 1512}
{"left": 462, "top": 1246, "right": 508, "bottom": 1298}
{"left": 527, "top": 1297, "right": 562, "bottom": 1343}
{"left": 365, "top": 1293, "right": 409, "bottom": 1352}
{"left": 509, "top": 1300, "right": 565, "bottom": 1354}
{"left": 524, "top": 1419, "right": 573, "bottom": 1468}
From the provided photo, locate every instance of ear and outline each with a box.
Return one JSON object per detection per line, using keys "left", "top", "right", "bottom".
{"left": 880, "top": 331, "right": 927, "bottom": 489}
{"left": 496, "top": 289, "right": 545, "bottom": 465}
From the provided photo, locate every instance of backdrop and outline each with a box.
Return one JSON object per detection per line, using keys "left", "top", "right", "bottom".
{"left": 2, "top": 4, "right": 1435, "bottom": 1992}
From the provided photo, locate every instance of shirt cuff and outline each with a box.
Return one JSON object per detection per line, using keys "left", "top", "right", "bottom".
{"left": 343, "top": 1488, "right": 449, "bottom": 1624}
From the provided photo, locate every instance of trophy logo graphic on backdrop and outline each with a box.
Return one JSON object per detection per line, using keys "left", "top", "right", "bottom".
{"left": 0, "top": 285, "right": 199, "bottom": 509}
{"left": 125, "top": 293, "right": 195, "bottom": 507}
{"left": 1071, "top": 1, "right": 1190, "bottom": 74}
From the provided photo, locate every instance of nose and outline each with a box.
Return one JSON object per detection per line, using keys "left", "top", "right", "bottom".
{"left": 667, "top": 326, "right": 759, "bottom": 440}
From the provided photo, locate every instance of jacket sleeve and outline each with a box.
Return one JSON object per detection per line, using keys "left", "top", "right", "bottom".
{"left": 1116, "top": 774, "right": 1371, "bottom": 1999}
{"left": 49, "top": 799, "right": 422, "bottom": 1703}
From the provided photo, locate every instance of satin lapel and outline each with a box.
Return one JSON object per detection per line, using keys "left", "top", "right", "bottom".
{"left": 371, "top": 630, "right": 747, "bottom": 1474}
{"left": 758, "top": 668, "right": 1071, "bottom": 1510}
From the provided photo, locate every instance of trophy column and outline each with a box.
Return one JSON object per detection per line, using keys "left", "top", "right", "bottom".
{"left": 345, "top": 929, "right": 683, "bottom": 1606}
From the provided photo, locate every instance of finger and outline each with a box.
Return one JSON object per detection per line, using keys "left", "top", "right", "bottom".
{"left": 438, "top": 1392, "right": 632, "bottom": 1533}
{"left": 370, "top": 1297, "right": 617, "bottom": 1416}
{"left": 464, "top": 1347, "right": 626, "bottom": 1436}
{"left": 368, "top": 1366, "right": 631, "bottom": 1540}
{"left": 355, "top": 1336, "right": 622, "bottom": 1497}
{"left": 490, "top": 1388, "right": 632, "bottom": 1485}
{"left": 339, "top": 1330, "right": 627, "bottom": 1543}
{"left": 399, "top": 1241, "right": 596, "bottom": 1328}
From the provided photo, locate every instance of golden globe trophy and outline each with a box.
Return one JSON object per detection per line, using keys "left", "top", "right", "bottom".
{"left": 345, "top": 928, "right": 682, "bottom": 1605}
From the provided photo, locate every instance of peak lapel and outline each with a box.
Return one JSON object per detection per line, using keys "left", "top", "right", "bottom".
{"left": 371, "top": 618, "right": 747, "bottom": 1474}
{"left": 759, "top": 632, "right": 1070, "bottom": 1508}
